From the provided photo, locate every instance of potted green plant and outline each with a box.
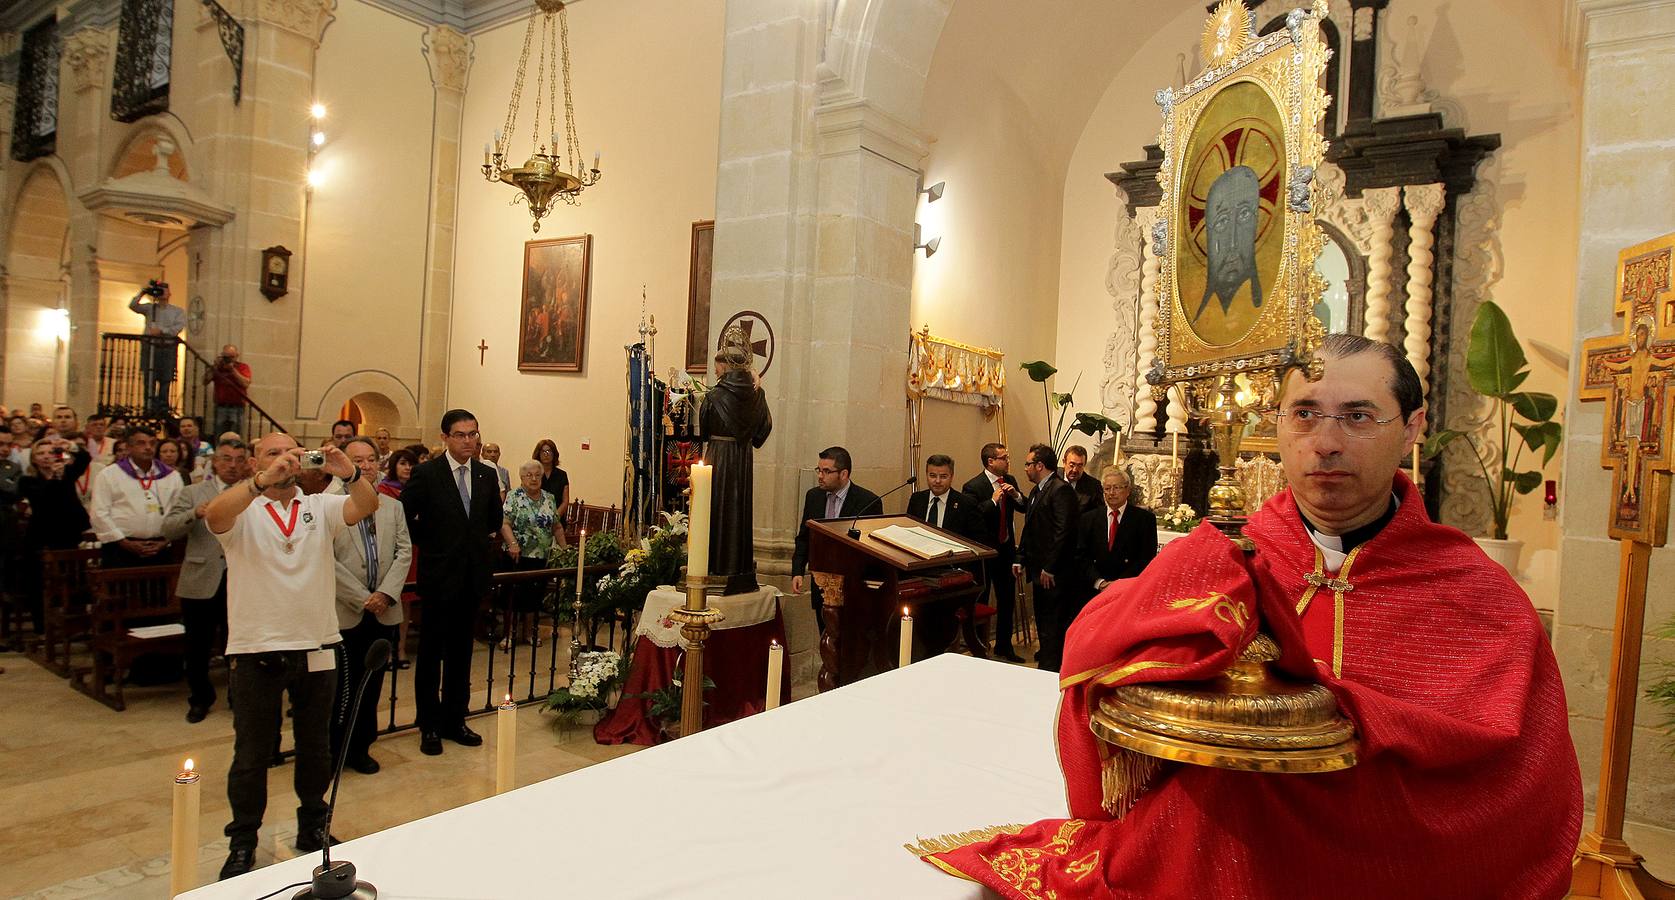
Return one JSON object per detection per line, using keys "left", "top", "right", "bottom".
{"left": 631, "top": 674, "right": 715, "bottom": 741}
{"left": 543, "top": 649, "right": 626, "bottom": 728}
{"left": 1422, "top": 300, "right": 1563, "bottom": 572}
{"left": 1019, "top": 360, "right": 1125, "bottom": 458}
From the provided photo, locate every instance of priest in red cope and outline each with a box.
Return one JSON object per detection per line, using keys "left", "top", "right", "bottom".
{"left": 925, "top": 334, "right": 1581, "bottom": 899}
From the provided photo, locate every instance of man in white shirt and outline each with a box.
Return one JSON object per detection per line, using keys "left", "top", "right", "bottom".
{"left": 162, "top": 437, "right": 251, "bottom": 723}
{"left": 481, "top": 442, "right": 511, "bottom": 499}
{"left": 206, "top": 432, "right": 378, "bottom": 881}
{"left": 89, "top": 426, "right": 183, "bottom": 567}
{"left": 128, "top": 280, "right": 186, "bottom": 416}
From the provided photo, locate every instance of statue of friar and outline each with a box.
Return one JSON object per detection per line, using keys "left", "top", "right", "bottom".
{"left": 701, "top": 324, "right": 773, "bottom": 594}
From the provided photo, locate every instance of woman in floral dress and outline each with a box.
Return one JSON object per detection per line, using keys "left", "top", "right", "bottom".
{"left": 500, "top": 460, "right": 562, "bottom": 649}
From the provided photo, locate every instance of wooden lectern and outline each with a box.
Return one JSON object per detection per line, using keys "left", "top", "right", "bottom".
{"left": 806, "top": 514, "right": 997, "bottom": 692}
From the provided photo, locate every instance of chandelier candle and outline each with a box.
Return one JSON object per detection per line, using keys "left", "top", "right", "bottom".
{"left": 766, "top": 640, "right": 783, "bottom": 710}
{"left": 496, "top": 695, "right": 517, "bottom": 795}
{"left": 170, "top": 759, "right": 201, "bottom": 896}
{"left": 686, "top": 463, "right": 712, "bottom": 609}
{"left": 899, "top": 607, "right": 914, "bottom": 668}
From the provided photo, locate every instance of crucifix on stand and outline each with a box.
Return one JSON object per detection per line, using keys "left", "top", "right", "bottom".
{"left": 1574, "top": 231, "right": 1675, "bottom": 900}
{"left": 478, "top": 339, "right": 489, "bottom": 366}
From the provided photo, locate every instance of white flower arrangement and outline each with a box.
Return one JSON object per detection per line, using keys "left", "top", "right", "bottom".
{"left": 1159, "top": 503, "right": 1201, "bottom": 533}
{"left": 568, "top": 650, "right": 623, "bottom": 701}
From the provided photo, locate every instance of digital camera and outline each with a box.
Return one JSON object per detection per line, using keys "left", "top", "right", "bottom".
{"left": 301, "top": 450, "right": 325, "bottom": 469}
{"left": 142, "top": 279, "right": 168, "bottom": 298}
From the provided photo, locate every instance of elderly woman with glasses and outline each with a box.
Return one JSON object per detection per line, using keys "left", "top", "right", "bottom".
{"left": 498, "top": 460, "right": 562, "bottom": 649}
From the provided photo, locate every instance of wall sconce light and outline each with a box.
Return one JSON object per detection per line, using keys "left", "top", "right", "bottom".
{"left": 919, "top": 180, "right": 945, "bottom": 203}
{"left": 310, "top": 102, "right": 327, "bottom": 120}
{"left": 914, "top": 223, "right": 940, "bottom": 258}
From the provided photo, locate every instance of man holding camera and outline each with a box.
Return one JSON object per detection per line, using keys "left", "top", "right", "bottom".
{"left": 205, "top": 344, "right": 253, "bottom": 439}
{"left": 205, "top": 432, "right": 379, "bottom": 880}
{"left": 129, "top": 280, "right": 186, "bottom": 416}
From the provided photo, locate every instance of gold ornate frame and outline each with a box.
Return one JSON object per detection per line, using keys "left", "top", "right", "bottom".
{"left": 1149, "top": 0, "right": 1332, "bottom": 395}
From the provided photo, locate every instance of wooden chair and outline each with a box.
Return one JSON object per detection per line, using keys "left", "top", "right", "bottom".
{"left": 74, "top": 564, "right": 183, "bottom": 711}
{"left": 27, "top": 548, "right": 102, "bottom": 677}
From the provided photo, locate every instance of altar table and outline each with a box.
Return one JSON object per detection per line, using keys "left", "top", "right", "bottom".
{"left": 188, "top": 653, "right": 1064, "bottom": 899}
{"left": 595, "top": 586, "right": 792, "bottom": 745}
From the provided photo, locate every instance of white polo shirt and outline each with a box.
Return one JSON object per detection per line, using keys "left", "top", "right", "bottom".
{"left": 89, "top": 462, "right": 184, "bottom": 542}
{"left": 215, "top": 491, "right": 351, "bottom": 655}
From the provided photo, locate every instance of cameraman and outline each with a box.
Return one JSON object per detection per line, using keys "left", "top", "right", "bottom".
{"left": 128, "top": 280, "right": 186, "bottom": 416}
{"left": 204, "top": 344, "right": 253, "bottom": 438}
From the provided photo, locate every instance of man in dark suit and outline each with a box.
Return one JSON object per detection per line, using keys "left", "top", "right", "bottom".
{"left": 905, "top": 454, "right": 979, "bottom": 541}
{"left": 1076, "top": 466, "right": 1157, "bottom": 611}
{"left": 1017, "top": 443, "right": 1079, "bottom": 672}
{"left": 790, "top": 446, "right": 879, "bottom": 629}
{"left": 400, "top": 408, "right": 505, "bottom": 756}
{"left": 962, "top": 442, "right": 1024, "bottom": 661}
{"left": 1062, "top": 444, "right": 1103, "bottom": 515}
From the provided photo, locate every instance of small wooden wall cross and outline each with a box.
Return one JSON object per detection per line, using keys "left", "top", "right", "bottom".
{"left": 1580, "top": 234, "right": 1675, "bottom": 544}
{"left": 478, "top": 339, "right": 489, "bottom": 366}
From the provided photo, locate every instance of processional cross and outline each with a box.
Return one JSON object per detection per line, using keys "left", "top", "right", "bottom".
{"left": 1573, "top": 232, "right": 1675, "bottom": 900}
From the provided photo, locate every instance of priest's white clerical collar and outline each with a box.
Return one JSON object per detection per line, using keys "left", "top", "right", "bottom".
{"left": 1300, "top": 493, "right": 1399, "bottom": 573}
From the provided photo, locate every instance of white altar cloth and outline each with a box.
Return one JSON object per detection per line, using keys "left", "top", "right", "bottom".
{"left": 187, "top": 653, "right": 1065, "bottom": 899}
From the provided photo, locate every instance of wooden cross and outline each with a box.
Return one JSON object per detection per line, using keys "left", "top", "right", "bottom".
{"left": 1572, "top": 231, "right": 1675, "bottom": 899}
{"left": 478, "top": 339, "right": 489, "bottom": 366}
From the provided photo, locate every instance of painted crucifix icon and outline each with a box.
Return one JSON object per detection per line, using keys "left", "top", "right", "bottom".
{"left": 1580, "top": 236, "right": 1675, "bottom": 543}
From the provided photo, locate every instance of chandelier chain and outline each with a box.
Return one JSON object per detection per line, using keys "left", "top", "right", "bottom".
{"left": 559, "top": 6, "right": 580, "bottom": 174}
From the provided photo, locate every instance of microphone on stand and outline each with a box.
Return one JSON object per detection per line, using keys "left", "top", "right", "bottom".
{"left": 295, "top": 638, "right": 391, "bottom": 900}
{"left": 846, "top": 476, "right": 917, "bottom": 539}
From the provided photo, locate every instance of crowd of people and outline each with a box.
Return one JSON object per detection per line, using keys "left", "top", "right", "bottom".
{"left": 0, "top": 402, "right": 581, "bottom": 880}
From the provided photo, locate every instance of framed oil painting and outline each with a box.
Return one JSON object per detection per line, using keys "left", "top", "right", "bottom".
{"left": 686, "top": 220, "right": 715, "bottom": 374}
{"left": 1149, "top": 0, "right": 1332, "bottom": 389}
{"left": 519, "top": 234, "right": 592, "bottom": 373}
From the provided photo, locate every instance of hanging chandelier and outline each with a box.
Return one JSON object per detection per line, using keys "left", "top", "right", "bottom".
{"left": 481, "top": 0, "right": 601, "bottom": 232}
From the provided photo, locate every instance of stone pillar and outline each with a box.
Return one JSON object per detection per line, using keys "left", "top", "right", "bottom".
{"left": 57, "top": 27, "right": 115, "bottom": 413}
{"left": 419, "top": 24, "right": 473, "bottom": 433}
{"left": 1557, "top": 0, "right": 1675, "bottom": 835}
{"left": 1360, "top": 186, "right": 1401, "bottom": 344}
{"left": 1131, "top": 207, "right": 1162, "bottom": 436}
{"left": 710, "top": 0, "right": 828, "bottom": 569}
{"left": 186, "top": 0, "right": 336, "bottom": 429}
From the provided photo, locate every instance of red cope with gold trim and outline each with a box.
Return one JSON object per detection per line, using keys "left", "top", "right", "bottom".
{"left": 926, "top": 474, "right": 1581, "bottom": 900}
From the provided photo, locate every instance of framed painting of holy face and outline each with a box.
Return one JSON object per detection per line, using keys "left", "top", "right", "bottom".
{"left": 1149, "top": 0, "right": 1332, "bottom": 393}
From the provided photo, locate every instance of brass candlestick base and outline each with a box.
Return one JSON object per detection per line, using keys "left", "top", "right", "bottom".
{"left": 1202, "top": 374, "right": 1254, "bottom": 548}
{"left": 1091, "top": 634, "right": 1358, "bottom": 773}
{"left": 670, "top": 575, "right": 724, "bottom": 738}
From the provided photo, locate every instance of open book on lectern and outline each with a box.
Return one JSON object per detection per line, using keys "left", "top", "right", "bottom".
{"left": 869, "top": 524, "right": 969, "bottom": 559}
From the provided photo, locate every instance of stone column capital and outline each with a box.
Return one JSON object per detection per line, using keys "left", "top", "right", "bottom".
{"left": 61, "top": 28, "right": 114, "bottom": 94}
{"left": 250, "top": 0, "right": 337, "bottom": 45}
{"left": 814, "top": 99, "right": 928, "bottom": 172}
{"left": 1403, "top": 182, "right": 1445, "bottom": 221}
{"left": 423, "top": 24, "right": 473, "bottom": 94}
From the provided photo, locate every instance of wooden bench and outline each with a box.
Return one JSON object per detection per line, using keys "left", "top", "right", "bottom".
{"left": 563, "top": 501, "right": 622, "bottom": 544}
{"left": 73, "top": 564, "right": 183, "bottom": 711}
{"left": 26, "top": 548, "right": 101, "bottom": 677}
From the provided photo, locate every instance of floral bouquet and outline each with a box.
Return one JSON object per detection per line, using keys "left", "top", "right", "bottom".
{"left": 544, "top": 649, "right": 626, "bottom": 726}
{"left": 593, "top": 511, "right": 689, "bottom": 620}
{"left": 1158, "top": 503, "right": 1201, "bottom": 533}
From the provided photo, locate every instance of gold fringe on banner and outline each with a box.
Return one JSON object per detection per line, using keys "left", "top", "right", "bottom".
{"left": 1101, "top": 746, "right": 1161, "bottom": 819}
{"left": 902, "top": 823, "right": 1028, "bottom": 860}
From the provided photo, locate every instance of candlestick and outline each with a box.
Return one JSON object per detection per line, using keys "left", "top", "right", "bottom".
{"left": 1171, "top": 432, "right": 1179, "bottom": 464}
{"left": 593, "top": 150, "right": 601, "bottom": 171}
{"left": 899, "top": 607, "right": 914, "bottom": 668}
{"left": 575, "top": 528, "right": 587, "bottom": 599}
{"left": 495, "top": 695, "right": 517, "bottom": 795}
{"left": 170, "top": 759, "right": 201, "bottom": 897}
{"left": 765, "top": 640, "right": 783, "bottom": 710}
{"left": 570, "top": 529, "right": 587, "bottom": 678}
{"left": 687, "top": 463, "right": 712, "bottom": 609}
{"left": 483, "top": 142, "right": 490, "bottom": 165}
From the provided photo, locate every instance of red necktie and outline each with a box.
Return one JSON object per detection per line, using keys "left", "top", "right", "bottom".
{"left": 997, "top": 490, "right": 1008, "bottom": 543}
{"left": 1108, "top": 510, "right": 1119, "bottom": 552}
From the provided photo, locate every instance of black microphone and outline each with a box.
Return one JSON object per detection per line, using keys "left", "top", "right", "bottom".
{"left": 295, "top": 638, "right": 390, "bottom": 900}
{"left": 846, "top": 475, "right": 917, "bottom": 539}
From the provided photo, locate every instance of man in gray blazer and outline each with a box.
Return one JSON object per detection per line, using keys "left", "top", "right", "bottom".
{"left": 162, "top": 436, "right": 251, "bottom": 723}
{"left": 331, "top": 437, "right": 413, "bottom": 774}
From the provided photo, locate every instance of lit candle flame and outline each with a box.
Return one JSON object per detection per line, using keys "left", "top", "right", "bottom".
{"left": 902, "top": 606, "right": 910, "bottom": 617}
{"left": 504, "top": 693, "right": 512, "bottom": 704}
{"left": 184, "top": 758, "right": 195, "bottom": 772}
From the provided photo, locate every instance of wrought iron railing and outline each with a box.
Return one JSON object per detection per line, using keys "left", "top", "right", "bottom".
{"left": 111, "top": 0, "right": 173, "bottom": 122}
{"left": 96, "top": 333, "right": 286, "bottom": 440}
{"left": 10, "top": 17, "right": 60, "bottom": 162}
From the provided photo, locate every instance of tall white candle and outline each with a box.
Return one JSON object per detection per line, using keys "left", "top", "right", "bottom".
{"left": 688, "top": 462, "right": 712, "bottom": 582}
{"left": 496, "top": 695, "right": 517, "bottom": 795}
{"left": 899, "top": 607, "right": 913, "bottom": 668}
{"left": 170, "top": 759, "right": 201, "bottom": 897}
{"left": 576, "top": 529, "right": 587, "bottom": 600}
{"left": 765, "top": 640, "right": 783, "bottom": 710}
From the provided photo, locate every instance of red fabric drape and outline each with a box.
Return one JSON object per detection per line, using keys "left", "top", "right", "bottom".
{"left": 927, "top": 475, "right": 1582, "bottom": 900}
{"left": 594, "top": 611, "right": 792, "bottom": 746}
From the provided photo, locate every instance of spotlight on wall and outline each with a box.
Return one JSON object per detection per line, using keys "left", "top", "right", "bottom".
{"left": 914, "top": 223, "right": 940, "bottom": 258}
{"left": 307, "top": 166, "right": 326, "bottom": 190}
{"left": 311, "top": 102, "right": 327, "bottom": 120}
{"left": 311, "top": 130, "right": 326, "bottom": 148}
{"left": 919, "top": 180, "right": 945, "bottom": 203}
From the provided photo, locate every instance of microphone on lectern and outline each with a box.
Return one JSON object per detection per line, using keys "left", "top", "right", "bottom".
{"left": 847, "top": 475, "right": 917, "bottom": 539}
{"left": 294, "top": 638, "right": 390, "bottom": 900}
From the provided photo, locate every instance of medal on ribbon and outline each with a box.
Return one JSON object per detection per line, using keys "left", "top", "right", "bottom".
{"left": 266, "top": 499, "right": 301, "bottom": 554}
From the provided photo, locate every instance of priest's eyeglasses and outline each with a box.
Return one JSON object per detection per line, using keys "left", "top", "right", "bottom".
{"left": 1274, "top": 407, "right": 1402, "bottom": 438}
